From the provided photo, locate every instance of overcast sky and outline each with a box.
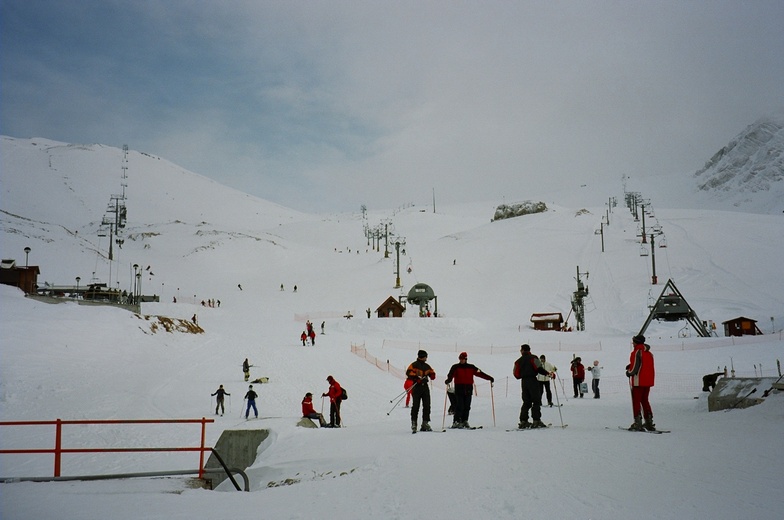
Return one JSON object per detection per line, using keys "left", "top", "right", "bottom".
{"left": 2, "top": 1, "right": 783, "bottom": 212}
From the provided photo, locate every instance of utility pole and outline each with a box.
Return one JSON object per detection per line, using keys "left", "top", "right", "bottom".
{"left": 571, "top": 266, "right": 589, "bottom": 331}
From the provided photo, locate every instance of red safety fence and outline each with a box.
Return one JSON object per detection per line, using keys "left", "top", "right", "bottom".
{"left": 0, "top": 418, "right": 214, "bottom": 479}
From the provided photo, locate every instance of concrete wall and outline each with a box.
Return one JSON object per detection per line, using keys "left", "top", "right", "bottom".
{"left": 707, "top": 377, "right": 777, "bottom": 412}
{"left": 203, "top": 429, "right": 269, "bottom": 489}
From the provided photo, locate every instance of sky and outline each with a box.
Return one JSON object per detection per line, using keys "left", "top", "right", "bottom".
{"left": 2, "top": 1, "right": 784, "bottom": 213}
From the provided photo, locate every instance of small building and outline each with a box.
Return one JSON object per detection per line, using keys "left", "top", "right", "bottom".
{"left": 0, "top": 259, "right": 40, "bottom": 295}
{"left": 530, "top": 312, "right": 564, "bottom": 331}
{"left": 722, "top": 316, "right": 763, "bottom": 337}
{"left": 376, "top": 296, "right": 406, "bottom": 318}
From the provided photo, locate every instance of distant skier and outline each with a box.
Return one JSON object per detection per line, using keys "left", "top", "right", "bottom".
{"left": 309, "top": 329, "right": 316, "bottom": 346}
{"left": 571, "top": 357, "right": 585, "bottom": 398}
{"left": 406, "top": 350, "right": 436, "bottom": 432}
{"left": 537, "top": 354, "right": 558, "bottom": 407}
{"left": 301, "top": 331, "right": 308, "bottom": 346}
{"left": 244, "top": 385, "right": 258, "bottom": 419}
{"left": 589, "top": 360, "right": 602, "bottom": 399}
{"left": 626, "top": 335, "right": 656, "bottom": 431}
{"left": 243, "top": 358, "right": 251, "bottom": 381}
{"left": 211, "top": 384, "right": 230, "bottom": 416}
{"left": 444, "top": 352, "right": 494, "bottom": 429}
{"left": 513, "top": 344, "right": 551, "bottom": 429}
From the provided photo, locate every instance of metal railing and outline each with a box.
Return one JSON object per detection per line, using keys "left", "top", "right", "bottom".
{"left": 0, "top": 418, "right": 214, "bottom": 480}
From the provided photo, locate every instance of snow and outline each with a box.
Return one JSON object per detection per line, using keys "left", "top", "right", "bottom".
{"left": 1, "top": 136, "right": 783, "bottom": 519}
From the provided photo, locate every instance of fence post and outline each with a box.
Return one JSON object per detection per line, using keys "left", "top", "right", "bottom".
{"left": 54, "top": 419, "right": 62, "bottom": 477}
{"left": 198, "top": 418, "right": 207, "bottom": 479}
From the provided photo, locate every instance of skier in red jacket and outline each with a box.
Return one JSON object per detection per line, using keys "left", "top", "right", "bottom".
{"left": 570, "top": 357, "right": 586, "bottom": 398}
{"left": 322, "top": 375, "right": 343, "bottom": 427}
{"left": 301, "top": 392, "right": 327, "bottom": 427}
{"left": 626, "top": 335, "right": 656, "bottom": 431}
{"left": 444, "top": 352, "right": 494, "bottom": 429}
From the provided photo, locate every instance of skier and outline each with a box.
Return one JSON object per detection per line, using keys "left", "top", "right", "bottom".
{"left": 242, "top": 358, "right": 251, "bottom": 381}
{"left": 244, "top": 384, "right": 258, "bottom": 419}
{"left": 301, "top": 331, "right": 308, "bottom": 346}
{"left": 589, "top": 360, "right": 602, "bottom": 399}
{"left": 211, "top": 384, "right": 230, "bottom": 416}
{"left": 626, "top": 335, "right": 656, "bottom": 431}
{"left": 571, "top": 357, "right": 586, "bottom": 398}
{"left": 302, "top": 392, "right": 328, "bottom": 427}
{"left": 536, "top": 354, "right": 558, "bottom": 407}
{"left": 309, "top": 328, "right": 316, "bottom": 346}
{"left": 403, "top": 377, "right": 415, "bottom": 407}
{"left": 406, "top": 350, "right": 436, "bottom": 432}
{"left": 513, "top": 344, "right": 551, "bottom": 429}
{"left": 322, "top": 375, "right": 343, "bottom": 427}
{"left": 444, "top": 352, "right": 494, "bottom": 429}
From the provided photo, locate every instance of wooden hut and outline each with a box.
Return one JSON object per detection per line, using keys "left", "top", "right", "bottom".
{"left": 530, "top": 312, "right": 564, "bottom": 331}
{"left": 722, "top": 317, "right": 763, "bottom": 337}
{"left": 0, "top": 259, "right": 40, "bottom": 294}
{"left": 376, "top": 296, "right": 406, "bottom": 318}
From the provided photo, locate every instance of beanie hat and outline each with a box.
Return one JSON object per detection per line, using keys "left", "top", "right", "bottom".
{"left": 418, "top": 350, "right": 428, "bottom": 358}
{"left": 633, "top": 335, "right": 646, "bottom": 344}
{"left": 459, "top": 352, "right": 468, "bottom": 359}
{"left": 521, "top": 344, "right": 531, "bottom": 352}
{"left": 249, "top": 385, "right": 253, "bottom": 389}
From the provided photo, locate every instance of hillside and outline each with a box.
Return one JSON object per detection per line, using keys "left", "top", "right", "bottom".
{"left": 1, "top": 135, "right": 783, "bottom": 520}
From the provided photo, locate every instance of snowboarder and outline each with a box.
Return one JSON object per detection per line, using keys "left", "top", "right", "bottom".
{"left": 244, "top": 384, "right": 258, "bottom": 419}
{"left": 211, "top": 384, "right": 230, "bottom": 416}
{"left": 536, "top": 354, "right": 558, "bottom": 407}
{"left": 513, "top": 344, "right": 551, "bottom": 429}
{"left": 444, "top": 352, "right": 494, "bottom": 428}
{"left": 243, "top": 358, "right": 251, "bottom": 381}
{"left": 406, "top": 350, "right": 436, "bottom": 432}
{"left": 302, "top": 392, "right": 328, "bottom": 427}
{"left": 626, "top": 335, "right": 656, "bottom": 431}
{"left": 571, "top": 357, "right": 586, "bottom": 398}
{"left": 322, "top": 375, "right": 343, "bottom": 427}
{"left": 589, "top": 360, "right": 602, "bottom": 398}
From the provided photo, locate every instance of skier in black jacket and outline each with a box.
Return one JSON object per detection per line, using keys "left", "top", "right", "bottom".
{"left": 211, "top": 384, "right": 230, "bottom": 416}
{"left": 513, "top": 344, "right": 551, "bottom": 429}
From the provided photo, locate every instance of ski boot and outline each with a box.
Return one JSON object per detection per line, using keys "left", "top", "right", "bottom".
{"left": 420, "top": 422, "right": 432, "bottom": 432}
{"left": 628, "top": 415, "right": 644, "bottom": 431}
{"left": 411, "top": 420, "right": 417, "bottom": 433}
{"left": 531, "top": 420, "right": 548, "bottom": 429}
{"left": 450, "top": 421, "right": 461, "bottom": 429}
{"left": 643, "top": 414, "right": 656, "bottom": 432}
{"left": 518, "top": 420, "right": 531, "bottom": 429}
{"left": 461, "top": 421, "right": 471, "bottom": 429}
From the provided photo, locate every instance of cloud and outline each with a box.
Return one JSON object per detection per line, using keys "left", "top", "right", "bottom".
{"left": 2, "top": 1, "right": 783, "bottom": 212}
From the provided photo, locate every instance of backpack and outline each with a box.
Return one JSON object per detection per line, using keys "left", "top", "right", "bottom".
{"left": 341, "top": 387, "right": 348, "bottom": 400}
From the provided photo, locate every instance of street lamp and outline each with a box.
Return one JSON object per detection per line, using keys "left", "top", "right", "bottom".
{"left": 75, "top": 276, "right": 81, "bottom": 299}
{"left": 24, "top": 247, "right": 31, "bottom": 267}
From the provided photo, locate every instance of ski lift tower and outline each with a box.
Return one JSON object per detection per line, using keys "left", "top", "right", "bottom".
{"left": 570, "top": 266, "right": 589, "bottom": 331}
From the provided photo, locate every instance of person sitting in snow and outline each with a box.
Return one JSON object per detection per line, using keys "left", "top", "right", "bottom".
{"left": 302, "top": 392, "right": 327, "bottom": 427}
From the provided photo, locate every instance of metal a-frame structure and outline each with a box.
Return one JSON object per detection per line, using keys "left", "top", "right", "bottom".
{"left": 638, "top": 279, "right": 711, "bottom": 337}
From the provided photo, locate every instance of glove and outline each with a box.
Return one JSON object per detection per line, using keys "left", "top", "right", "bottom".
{"left": 550, "top": 372, "right": 556, "bottom": 379}
{"left": 445, "top": 379, "right": 451, "bottom": 385}
{"left": 489, "top": 377, "right": 495, "bottom": 383}
{"left": 322, "top": 393, "right": 327, "bottom": 397}
{"left": 625, "top": 371, "right": 632, "bottom": 378}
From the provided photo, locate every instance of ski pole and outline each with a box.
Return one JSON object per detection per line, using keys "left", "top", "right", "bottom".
{"left": 490, "top": 382, "right": 496, "bottom": 428}
{"left": 552, "top": 376, "right": 565, "bottom": 428}
{"left": 389, "top": 388, "right": 409, "bottom": 403}
{"left": 387, "top": 392, "right": 407, "bottom": 415}
{"left": 441, "top": 387, "right": 448, "bottom": 430}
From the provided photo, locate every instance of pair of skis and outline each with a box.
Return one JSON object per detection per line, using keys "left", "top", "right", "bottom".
{"left": 610, "top": 426, "right": 671, "bottom": 434}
